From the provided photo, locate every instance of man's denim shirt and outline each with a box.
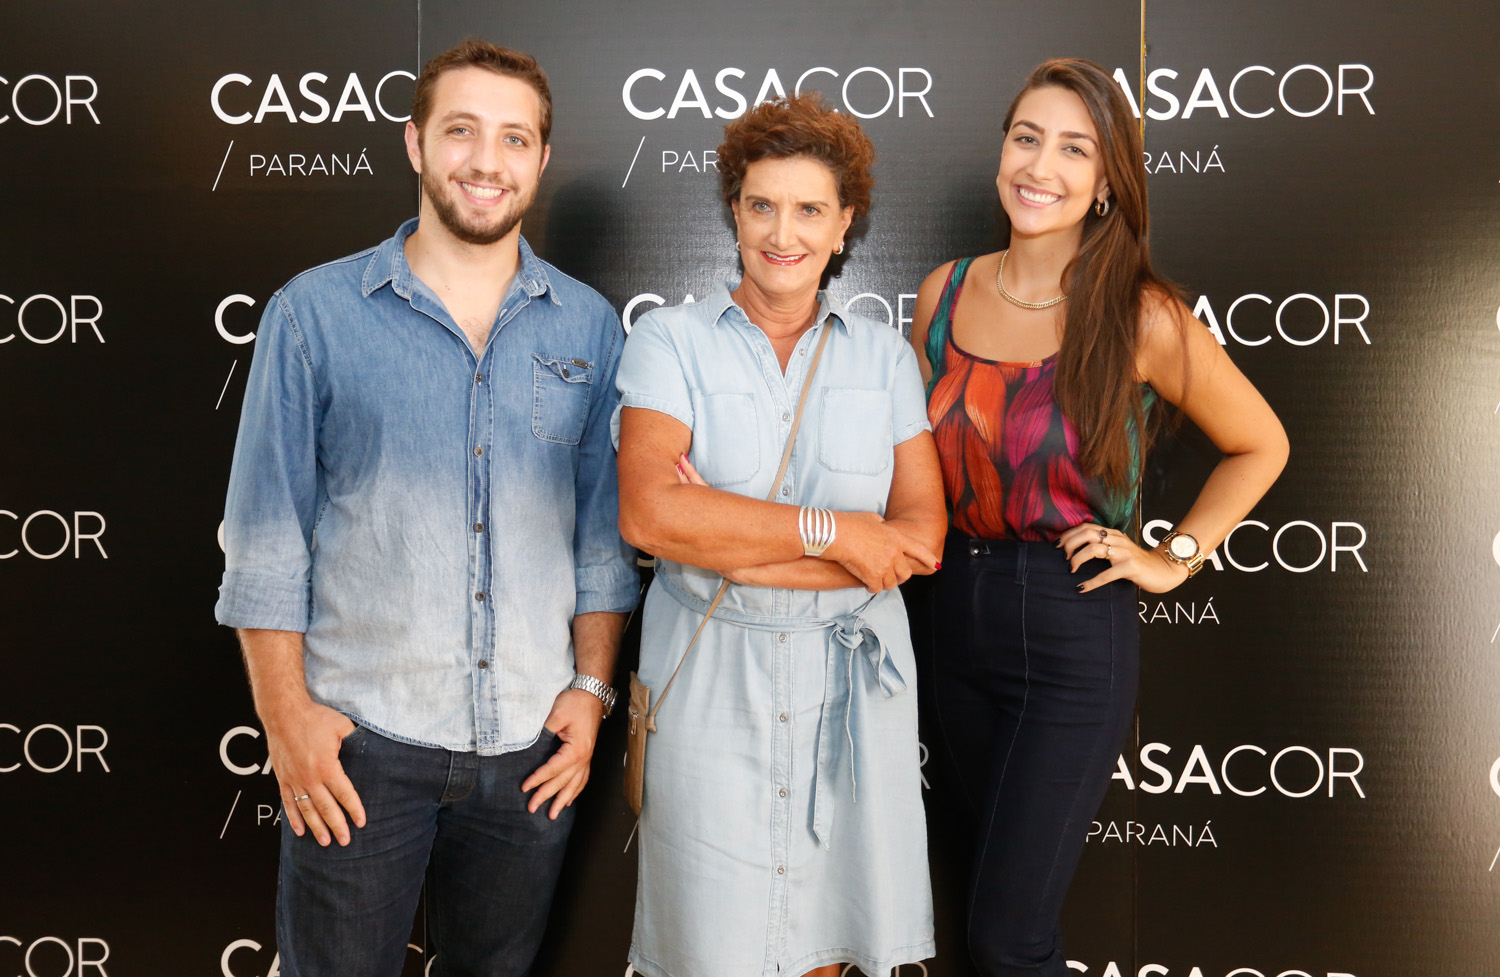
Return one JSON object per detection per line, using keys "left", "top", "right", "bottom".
{"left": 216, "top": 219, "right": 639, "bottom": 755}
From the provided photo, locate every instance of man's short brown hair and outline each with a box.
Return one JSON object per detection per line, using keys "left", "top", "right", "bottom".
{"left": 411, "top": 39, "right": 552, "bottom": 144}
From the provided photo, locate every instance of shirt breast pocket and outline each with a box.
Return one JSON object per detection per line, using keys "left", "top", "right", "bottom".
{"left": 818, "top": 387, "right": 893, "bottom": 476}
{"left": 691, "top": 392, "right": 761, "bottom": 487}
{"left": 532, "top": 353, "right": 594, "bottom": 445}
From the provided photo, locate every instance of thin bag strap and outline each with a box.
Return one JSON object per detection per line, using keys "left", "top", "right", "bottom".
{"left": 646, "top": 317, "right": 835, "bottom": 727}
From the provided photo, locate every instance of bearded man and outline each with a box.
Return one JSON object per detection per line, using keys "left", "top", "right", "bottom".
{"left": 215, "top": 39, "right": 636, "bottom": 977}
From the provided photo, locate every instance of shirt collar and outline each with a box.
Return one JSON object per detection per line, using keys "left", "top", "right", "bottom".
{"left": 361, "top": 218, "right": 560, "bottom": 306}
{"left": 708, "top": 283, "right": 854, "bottom": 334}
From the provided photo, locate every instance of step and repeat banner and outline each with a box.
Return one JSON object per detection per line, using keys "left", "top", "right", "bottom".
{"left": 4, "top": 1, "right": 1498, "bottom": 975}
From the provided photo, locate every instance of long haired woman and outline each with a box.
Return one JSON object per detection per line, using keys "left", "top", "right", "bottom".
{"left": 910, "top": 59, "right": 1288, "bottom": 976}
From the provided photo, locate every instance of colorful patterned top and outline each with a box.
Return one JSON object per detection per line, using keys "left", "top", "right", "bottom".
{"left": 922, "top": 257, "right": 1149, "bottom": 542}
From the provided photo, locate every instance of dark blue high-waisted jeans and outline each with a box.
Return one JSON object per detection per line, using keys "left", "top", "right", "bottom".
{"left": 276, "top": 724, "right": 574, "bottom": 977}
{"left": 929, "top": 533, "right": 1139, "bottom": 977}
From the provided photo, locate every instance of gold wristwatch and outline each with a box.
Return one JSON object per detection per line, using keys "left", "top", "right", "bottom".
{"left": 1159, "top": 530, "right": 1205, "bottom": 578}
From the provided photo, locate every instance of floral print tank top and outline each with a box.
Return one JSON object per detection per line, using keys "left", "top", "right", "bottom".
{"left": 923, "top": 257, "right": 1147, "bottom": 542}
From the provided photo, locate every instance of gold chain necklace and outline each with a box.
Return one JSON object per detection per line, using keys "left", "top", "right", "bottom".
{"left": 995, "top": 249, "right": 1067, "bottom": 310}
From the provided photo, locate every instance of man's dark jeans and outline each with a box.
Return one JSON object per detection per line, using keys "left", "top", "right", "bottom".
{"left": 275, "top": 724, "right": 574, "bottom": 977}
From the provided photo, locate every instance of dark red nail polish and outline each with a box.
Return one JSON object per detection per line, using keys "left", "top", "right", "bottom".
{"left": 1076, "top": 583, "right": 1084, "bottom": 592}
{"left": 935, "top": 561, "right": 942, "bottom": 570}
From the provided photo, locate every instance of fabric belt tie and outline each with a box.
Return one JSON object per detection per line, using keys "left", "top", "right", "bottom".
{"left": 654, "top": 572, "right": 908, "bottom": 849}
{"left": 816, "top": 613, "right": 906, "bottom": 847}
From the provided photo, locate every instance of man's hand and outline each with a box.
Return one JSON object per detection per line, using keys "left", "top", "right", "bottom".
{"left": 521, "top": 688, "right": 606, "bottom": 819}
{"left": 264, "top": 701, "right": 366, "bottom": 847}
{"left": 238, "top": 628, "right": 367, "bottom": 848}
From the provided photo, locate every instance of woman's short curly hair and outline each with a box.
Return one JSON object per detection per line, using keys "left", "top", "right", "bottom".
{"left": 717, "top": 93, "right": 876, "bottom": 217}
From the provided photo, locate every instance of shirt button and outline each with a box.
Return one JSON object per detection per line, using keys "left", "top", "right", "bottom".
{"left": 781, "top": 487, "right": 789, "bottom": 496}
{"left": 474, "top": 446, "right": 483, "bottom": 457}
{"left": 778, "top": 633, "right": 787, "bottom": 643}
{"left": 781, "top": 412, "right": 791, "bottom": 422}
{"left": 477, "top": 660, "right": 489, "bottom": 669}
{"left": 776, "top": 866, "right": 786, "bottom": 875}
{"left": 475, "top": 373, "right": 484, "bottom": 383}
{"left": 778, "top": 788, "right": 787, "bottom": 798}
{"left": 474, "top": 523, "right": 484, "bottom": 533}
{"left": 475, "top": 592, "right": 486, "bottom": 601}
{"left": 778, "top": 713, "right": 788, "bottom": 723}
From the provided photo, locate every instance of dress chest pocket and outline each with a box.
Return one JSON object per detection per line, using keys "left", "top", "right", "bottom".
{"left": 818, "top": 387, "right": 892, "bottom": 476}
{"left": 532, "top": 353, "right": 594, "bottom": 445}
{"left": 691, "top": 392, "right": 761, "bottom": 487}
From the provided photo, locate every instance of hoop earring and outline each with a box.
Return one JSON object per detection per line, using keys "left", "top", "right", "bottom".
{"left": 1094, "top": 197, "right": 1110, "bottom": 217}
{"left": 834, "top": 242, "right": 844, "bottom": 255}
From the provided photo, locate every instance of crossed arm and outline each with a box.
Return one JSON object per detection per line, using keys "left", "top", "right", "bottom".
{"left": 616, "top": 406, "right": 948, "bottom": 593}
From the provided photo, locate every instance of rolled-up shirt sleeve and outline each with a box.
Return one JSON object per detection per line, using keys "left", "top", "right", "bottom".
{"left": 573, "top": 304, "right": 640, "bottom": 615}
{"left": 610, "top": 310, "right": 694, "bottom": 449}
{"left": 215, "top": 294, "right": 322, "bottom": 632}
{"left": 891, "top": 340, "right": 932, "bottom": 445}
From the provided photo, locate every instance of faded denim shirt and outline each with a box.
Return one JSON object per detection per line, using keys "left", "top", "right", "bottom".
{"left": 611, "top": 285, "right": 930, "bottom": 620}
{"left": 216, "top": 219, "right": 639, "bottom": 755}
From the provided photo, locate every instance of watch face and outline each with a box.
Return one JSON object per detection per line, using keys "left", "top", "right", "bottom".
{"left": 1169, "top": 533, "right": 1199, "bottom": 559}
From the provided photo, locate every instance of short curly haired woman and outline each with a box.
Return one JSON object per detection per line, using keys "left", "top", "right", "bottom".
{"left": 615, "top": 93, "right": 947, "bottom": 977}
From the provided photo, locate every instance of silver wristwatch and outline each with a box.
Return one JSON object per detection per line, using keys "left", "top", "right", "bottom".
{"left": 568, "top": 673, "right": 617, "bottom": 717}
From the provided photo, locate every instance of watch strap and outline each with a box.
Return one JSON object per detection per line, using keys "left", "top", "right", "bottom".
{"left": 569, "top": 673, "right": 617, "bottom": 716}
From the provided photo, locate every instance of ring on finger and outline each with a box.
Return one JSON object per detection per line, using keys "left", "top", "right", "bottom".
{"left": 293, "top": 793, "right": 311, "bottom": 802}
{"left": 1098, "top": 528, "right": 1108, "bottom": 542}
{"left": 1106, "top": 544, "right": 1114, "bottom": 559}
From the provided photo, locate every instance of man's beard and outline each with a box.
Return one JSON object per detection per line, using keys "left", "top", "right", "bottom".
{"left": 422, "top": 169, "right": 534, "bottom": 246}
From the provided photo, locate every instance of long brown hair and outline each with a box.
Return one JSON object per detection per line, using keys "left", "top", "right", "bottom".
{"left": 1001, "top": 58, "right": 1185, "bottom": 494}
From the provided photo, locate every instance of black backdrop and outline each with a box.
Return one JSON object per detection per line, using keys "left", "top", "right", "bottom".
{"left": 4, "top": 2, "right": 1500, "bottom": 975}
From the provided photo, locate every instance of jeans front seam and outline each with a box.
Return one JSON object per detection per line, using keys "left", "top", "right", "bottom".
{"left": 439, "top": 750, "right": 477, "bottom": 805}
{"left": 1025, "top": 586, "right": 1121, "bottom": 946}
{"left": 967, "top": 561, "right": 1031, "bottom": 956}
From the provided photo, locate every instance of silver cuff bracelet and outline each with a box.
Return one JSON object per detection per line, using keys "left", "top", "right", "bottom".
{"left": 799, "top": 506, "right": 836, "bottom": 557}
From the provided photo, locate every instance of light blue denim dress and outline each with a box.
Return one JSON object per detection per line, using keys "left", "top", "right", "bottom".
{"left": 612, "top": 287, "right": 936, "bottom": 977}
